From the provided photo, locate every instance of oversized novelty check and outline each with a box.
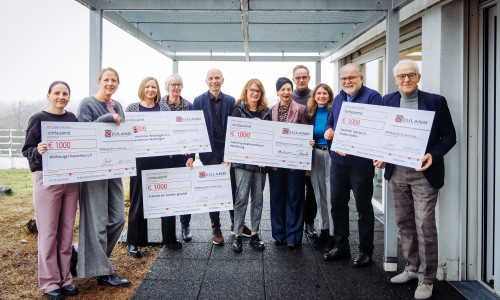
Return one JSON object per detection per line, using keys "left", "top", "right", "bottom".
{"left": 125, "top": 111, "right": 211, "bottom": 157}
{"left": 331, "top": 102, "right": 435, "bottom": 168}
{"left": 41, "top": 122, "right": 136, "bottom": 186}
{"left": 224, "top": 117, "right": 313, "bottom": 170}
{"left": 141, "top": 164, "right": 233, "bottom": 218}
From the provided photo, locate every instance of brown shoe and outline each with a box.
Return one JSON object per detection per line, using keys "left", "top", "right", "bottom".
{"left": 212, "top": 228, "right": 224, "bottom": 245}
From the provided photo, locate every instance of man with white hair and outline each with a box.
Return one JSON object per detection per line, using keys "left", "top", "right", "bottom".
{"left": 374, "top": 59, "right": 456, "bottom": 300}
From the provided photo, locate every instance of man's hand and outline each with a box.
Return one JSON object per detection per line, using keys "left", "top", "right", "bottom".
{"left": 416, "top": 153, "right": 432, "bottom": 171}
{"left": 335, "top": 150, "right": 347, "bottom": 157}
{"left": 373, "top": 160, "right": 386, "bottom": 169}
{"left": 324, "top": 128, "right": 334, "bottom": 140}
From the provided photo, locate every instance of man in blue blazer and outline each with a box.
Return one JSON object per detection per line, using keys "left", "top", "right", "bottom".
{"left": 374, "top": 59, "right": 456, "bottom": 300}
{"left": 323, "top": 63, "right": 382, "bottom": 267}
{"left": 192, "top": 68, "right": 238, "bottom": 245}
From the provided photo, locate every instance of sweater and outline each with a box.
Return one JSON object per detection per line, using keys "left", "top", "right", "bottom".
{"left": 22, "top": 111, "right": 77, "bottom": 172}
{"left": 77, "top": 96, "right": 125, "bottom": 123}
{"left": 230, "top": 102, "right": 271, "bottom": 172}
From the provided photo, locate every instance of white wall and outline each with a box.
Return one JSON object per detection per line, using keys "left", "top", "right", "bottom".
{"left": 422, "top": 0, "right": 464, "bottom": 281}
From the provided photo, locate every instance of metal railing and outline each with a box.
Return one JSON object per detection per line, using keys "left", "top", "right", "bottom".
{"left": 0, "top": 129, "right": 26, "bottom": 157}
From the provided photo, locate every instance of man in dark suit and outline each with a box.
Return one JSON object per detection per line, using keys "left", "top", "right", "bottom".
{"left": 374, "top": 59, "right": 456, "bottom": 300}
{"left": 193, "top": 69, "right": 250, "bottom": 245}
{"left": 323, "top": 63, "right": 382, "bottom": 267}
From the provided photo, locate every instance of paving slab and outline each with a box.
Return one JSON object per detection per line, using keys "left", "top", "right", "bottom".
{"left": 131, "top": 177, "right": 467, "bottom": 300}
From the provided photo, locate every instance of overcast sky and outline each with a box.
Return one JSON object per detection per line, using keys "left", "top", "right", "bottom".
{"left": 0, "top": 0, "right": 334, "bottom": 109}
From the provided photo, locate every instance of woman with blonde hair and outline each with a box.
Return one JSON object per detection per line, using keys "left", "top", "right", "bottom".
{"left": 125, "top": 76, "right": 177, "bottom": 258}
{"left": 76, "top": 67, "right": 130, "bottom": 287}
{"left": 307, "top": 83, "right": 335, "bottom": 250}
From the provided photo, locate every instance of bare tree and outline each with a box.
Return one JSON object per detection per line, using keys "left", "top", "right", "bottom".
{"left": 0, "top": 99, "right": 48, "bottom": 129}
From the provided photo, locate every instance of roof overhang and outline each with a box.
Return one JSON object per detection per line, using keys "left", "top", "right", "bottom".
{"left": 75, "top": 0, "right": 412, "bottom": 62}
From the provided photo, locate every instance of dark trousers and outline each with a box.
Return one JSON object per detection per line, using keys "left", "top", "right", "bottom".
{"left": 330, "top": 161, "right": 375, "bottom": 254}
{"left": 304, "top": 175, "right": 317, "bottom": 225}
{"left": 161, "top": 216, "right": 176, "bottom": 243}
{"left": 269, "top": 168, "right": 305, "bottom": 244}
{"left": 127, "top": 155, "right": 172, "bottom": 246}
{"left": 202, "top": 146, "right": 235, "bottom": 229}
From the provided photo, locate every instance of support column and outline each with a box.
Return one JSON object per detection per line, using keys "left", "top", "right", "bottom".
{"left": 383, "top": 7, "right": 400, "bottom": 272}
{"left": 89, "top": 8, "right": 103, "bottom": 95}
{"left": 315, "top": 61, "right": 321, "bottom": 85}
{"left": 173, "top": 60, "right": 179, "bottom": 74}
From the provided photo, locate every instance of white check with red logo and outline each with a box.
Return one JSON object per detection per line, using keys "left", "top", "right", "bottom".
{"left": 331, "top": 102, "right": 435, "bottom": 168}
{"left": 125, "top": 111, "right": 211, "bottom": 157}
{"left": 141, "top": 164, "right": 233, "bottom": 218}
{"left": 224, "top": 117, "right": 313, "bottom": 170}
{"left": 41, "top": 122, "right": 136, "bottom": 186}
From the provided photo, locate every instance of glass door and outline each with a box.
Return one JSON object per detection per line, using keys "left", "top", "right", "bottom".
{"left": 482, "top": 3, "right": 497, "bottom": 288}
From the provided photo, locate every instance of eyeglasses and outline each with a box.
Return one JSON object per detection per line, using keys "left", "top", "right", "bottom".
{"left": 294, "top": 76, "right": 309, "bottom": 81}
{"left": 340, "top": 76, "right": 360, "bottom": 82}
{"left": 396, "top": 73, "right": 417, "bottom": 80}
{"left": 170, "top": 83, "right": 183, "bottom": 88}
{"left": 248, "top": 88, "right": 261, "bottom": 94}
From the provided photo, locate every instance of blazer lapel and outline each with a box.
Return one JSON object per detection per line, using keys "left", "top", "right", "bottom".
{"left": 287, "top": 101, "right": 297, "bottom": 123}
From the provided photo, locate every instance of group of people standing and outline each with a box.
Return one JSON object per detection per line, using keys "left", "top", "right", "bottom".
{"left": 23, "top": 59, "right": 455, "bottom": 300}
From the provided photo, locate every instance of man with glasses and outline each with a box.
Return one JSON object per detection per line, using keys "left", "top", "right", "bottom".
{"left": 193, "top": 69, "right": 252, "bottom": 245}
{"left": 374, "top": 59, "right": 456, "bottom": 300}
{"left": 292, "top": 65, "right": 319, "bottom": 240}
{"left": 323, "top": 63, "right": 381, "bottom": 268}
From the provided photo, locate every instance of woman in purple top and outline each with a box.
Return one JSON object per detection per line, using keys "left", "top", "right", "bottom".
{"left": 22, "top": 81, "right": 80, "bottom": 299}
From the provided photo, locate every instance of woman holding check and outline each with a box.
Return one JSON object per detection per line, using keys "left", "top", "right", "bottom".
{"left": 268, "top": 77, "right": 309, "bottom": 250}
{"left": 125, "top": 76, "right": 183, "bottom": 258}
{"left": 230, "top": 78, "right": 270, "bottom": 252}
{"left": 160, "top": 74, "right": 195, "bottom": 243}
{"left": 76, "top": 67, "right": 130, "bottom": 287}
{"left": 22, "top": 81, "right": 80, "bottom": 300}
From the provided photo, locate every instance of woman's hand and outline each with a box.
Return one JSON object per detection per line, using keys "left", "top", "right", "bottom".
{"left": 309, "top": 140, "right": 315, "bottom": 148}
{"left": 132, "top": 125, "right": 138, "bottom": 133}
{"left": 113, "top": 114, "right": 122, "bottom": 126}
{"left": 186, "top": 158, "right": 194, "bottom": 170}
{"left": 37, "top": 142, "right": 47, "bottom": 155}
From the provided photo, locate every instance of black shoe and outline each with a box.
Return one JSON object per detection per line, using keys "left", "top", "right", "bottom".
{"left": 313, "top": 229, "right": 329, "bottom": 248}
{"left": 323, "top": 247, "right": 351, "bottom": 261}
{"left": 128, "top": 244, "right": 142, "bottom": 258}
{"left": 70, "top": 244, "right": 77, "bottom": 276}
{"left": 304, "top": 223, "right": 319, "bottom": 239}
{"left": 61, "top": 284, "right": 79, "bottom": 296}
{"left": 44, "top": 289, "right": 62, "bottom": 300}
{"left": 181, "top": 225, "right": 192, "bottom": 241}
{"left": 287, "top": 243, "right": 301, "bottom": 250}
{"left": 275, "top": 239, "right": 286, "bottom": 246}
{"left": 232, "top": 236, "right": 243, "bottom": 252}
{"left": 249, "top": 234, "right": 265, "bottom": 250}
{"left": 97, "top": 273, "right": 131, "bottom": 287}
{"left": 352, "top": 252, "right": 372, "bottom": 268}
{"left": 166, "top": 240, "right": 182, "bottom": 249}
{"left": 324, "top": 235, "right": 335, "bottom": 252}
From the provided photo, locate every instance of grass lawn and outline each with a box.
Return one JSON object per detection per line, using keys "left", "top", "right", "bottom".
{"left": 0, "top": 169, "right": 160, "bottom": 299}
